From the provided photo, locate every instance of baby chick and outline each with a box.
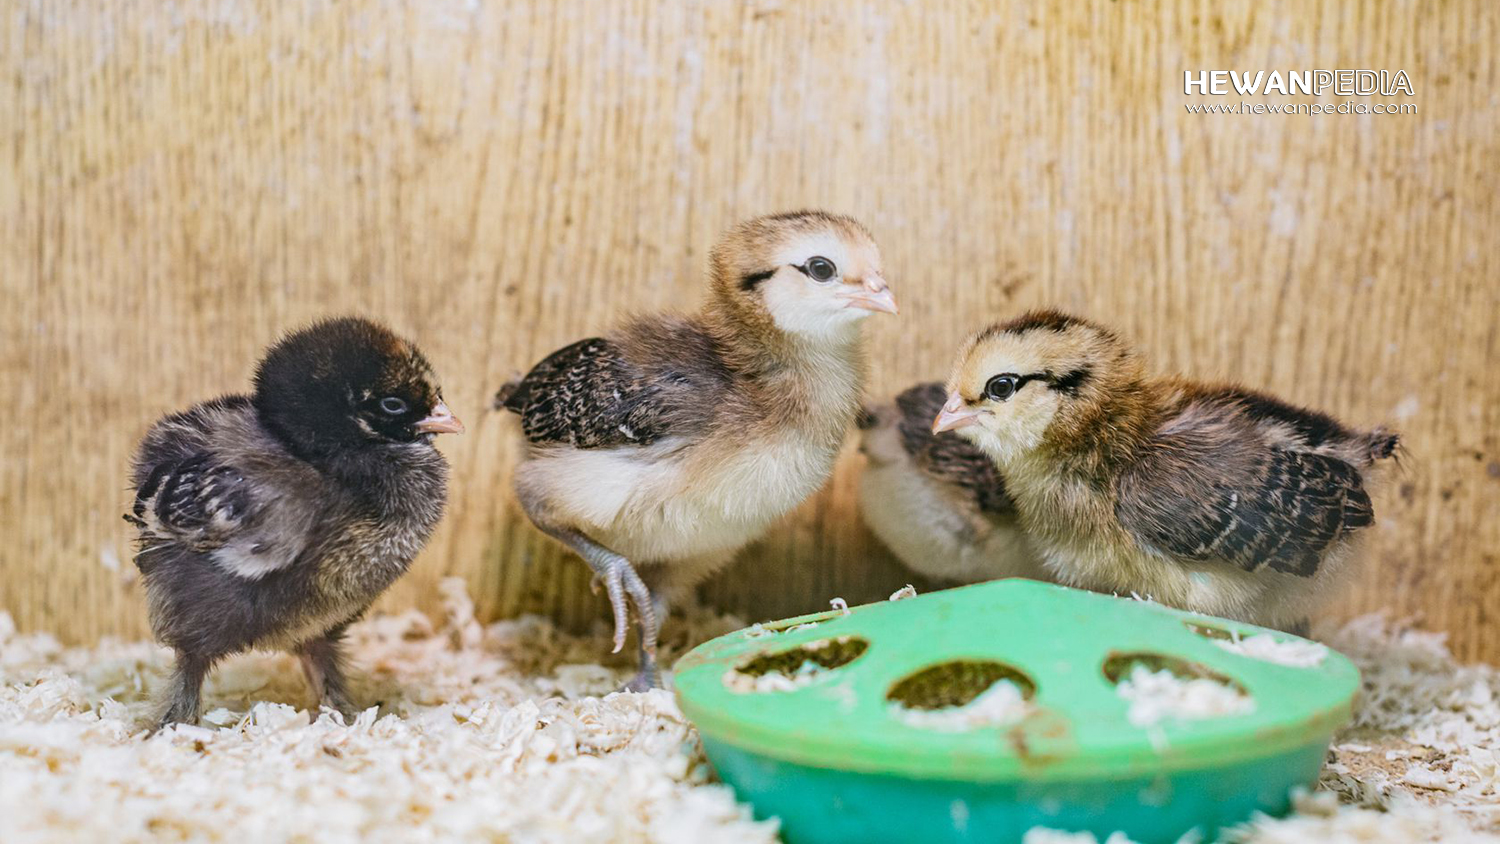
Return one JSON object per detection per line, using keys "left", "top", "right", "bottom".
{"left": 858, "top": 383, "right": 1044, "bottom": 584}
{"left": 933, "top": 310, "right": 1399, "bottom": 631}
{"left": 127, "top": 317, "right": 463, "bottom": 726}
{"left": 495, "top": 211, "right": 897, "bottom": 689}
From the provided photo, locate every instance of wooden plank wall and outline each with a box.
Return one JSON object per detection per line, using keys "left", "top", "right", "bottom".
{"left": 3, "top": 1, "right": 1497, "bottom": 661}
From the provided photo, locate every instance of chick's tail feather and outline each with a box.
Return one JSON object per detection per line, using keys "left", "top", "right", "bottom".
{"left": 492, "top": 378, "right": 524, "bottom": 413}
{"left": 1368, "top": 428, "right": 1402, "bottom": 464}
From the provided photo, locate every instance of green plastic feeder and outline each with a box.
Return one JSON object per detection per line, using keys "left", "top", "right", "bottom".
{"left": 672, "top": 579, "right": 1358, "bottom": 844}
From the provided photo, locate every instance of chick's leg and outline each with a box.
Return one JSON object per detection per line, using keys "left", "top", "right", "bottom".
{"left": 515, "top": 487, "right": 659, "bottom": 671}
{"left": 298, "top": 624, "right": 356, "bottom": 717}
{"left": 622, "top": 553, "right": 733, "bottom": 692}
{"left": 624, "top": 590, "right": 671, "bottom": 693}
{"left": 158, "top": 651, "right": 211, "bottom": 728}
{"left": 563, "top": 529, "right": 658, "bottom": 657}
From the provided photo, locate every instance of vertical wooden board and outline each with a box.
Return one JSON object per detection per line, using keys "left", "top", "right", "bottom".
{"left": 1, "top": 0, "right": 1496, "bottom": 661}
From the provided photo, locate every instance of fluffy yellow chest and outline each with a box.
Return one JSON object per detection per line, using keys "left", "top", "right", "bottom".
{"left": 1006, "top": 460, "right": 1111, "bottom": 542}
{"left": 525, "top": 426, "right": 845, "bottom": 562}
{"left": 999, "top": 456, "right": 1141, "bottom": 584}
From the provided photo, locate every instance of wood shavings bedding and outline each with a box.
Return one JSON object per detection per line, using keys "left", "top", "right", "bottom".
{"left": 0, "top": 582, "right": 772, "bottom": 844}
{"left": 1, "top": 592, "right": 1495, "bottom": 843}
{"left": 1312, "top": 615, "right": 1500, "bottom": 829}
{"left": 888, "top": 585, "right": 918, "bottom": 601}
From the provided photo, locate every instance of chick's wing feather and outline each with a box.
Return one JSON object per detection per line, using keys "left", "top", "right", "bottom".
{"left": 895, "top": 383, "right": 1014, "bottom": 514}
{"left": 501, "top": 338, "right": 669, "bottom": 447}
{"left": 1115, "top": 405, "right": 1374, "bottom": 577}
{"left": 134, "top": 454, "right": 257, "bottom": 548}
{"left": 130, "top": 396, "right": 324, "bottom": 579}
{"left": 505, "top": 323, "right": 730, "bottom": 449}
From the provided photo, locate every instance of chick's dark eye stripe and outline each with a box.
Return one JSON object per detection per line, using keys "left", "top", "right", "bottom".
{"left": 1011, "top": 370, "right": 1093, "bottom": 394}
{"left": 740, "top": 269, "right": 776, "bottom": 291}
{"left": 1047, "top": 366, "right": 1092, "bottom": 396}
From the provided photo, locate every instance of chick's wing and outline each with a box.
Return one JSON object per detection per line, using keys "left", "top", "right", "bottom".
{"left": 130, "top": 398, "right": 325, "bottom": 579}
{"left": 1115, "top": 409, "right": 1374, "bottom": 577}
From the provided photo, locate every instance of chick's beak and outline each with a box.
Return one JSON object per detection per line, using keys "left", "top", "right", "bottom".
{"left": 415, "top": 401, "right": 465, "bottom": 435}
{"left": 839, "top": 274, "right": 898, "bottom": 315}
{"left": 932, "top": 392, "right": 980, "bottom": 434}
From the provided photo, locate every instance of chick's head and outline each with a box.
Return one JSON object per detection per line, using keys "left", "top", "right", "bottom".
{"left": 934, "top": 310, "right": 1133, "bottom": 465}
{"left": 709, "top": 210, "right": 896, "bottom": 340}
{"left": 253, "top": 317, "right": 463, "bottom": 456}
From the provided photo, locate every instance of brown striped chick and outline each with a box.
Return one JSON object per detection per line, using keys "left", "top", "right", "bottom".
{"left": 857, "top": 383, "right": 1045, "bottom": 585}
{"left": 495, "top": 211, "right": 897, "bottom": 689}
{"left": 933, "top": 310, "right": 1399, "bottom": 633}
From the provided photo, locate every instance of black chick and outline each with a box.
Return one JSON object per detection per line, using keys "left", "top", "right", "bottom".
{"left": 126, "top": 317, "right": 463, "bottom": 727}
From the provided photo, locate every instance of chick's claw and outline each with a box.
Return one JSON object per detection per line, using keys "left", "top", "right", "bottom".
{"left": 600, "top": 556, "right": 656, "bottom": 655}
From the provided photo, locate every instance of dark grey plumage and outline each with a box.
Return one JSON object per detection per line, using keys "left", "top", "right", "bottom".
{"left": 128, "top": 317, "right": 459, "bottom": 727}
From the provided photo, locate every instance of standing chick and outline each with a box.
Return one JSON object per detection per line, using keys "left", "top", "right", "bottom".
{"left": 932, "top": 310, "right": 1399, "bottom": 632}
{"left": 857, "top": 383, "right": 1044, "bottom": 584}
{"left": 127, "top": 317, "right": 463, "bottom": 726}
{"left": 495, "top": 211, "right": 897, "bottom": 689}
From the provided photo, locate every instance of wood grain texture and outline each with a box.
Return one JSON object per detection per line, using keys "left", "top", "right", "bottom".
{"left": 3, "top": 1, "right": 1497, "bottom": 660}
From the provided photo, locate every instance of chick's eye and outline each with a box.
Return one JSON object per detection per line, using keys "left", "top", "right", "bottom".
{"left": 803, "top": 256, "right": 837, "bottom": 282}
{"left": 984, "top": 374, "right": 1020, "bottom": 402}
{"left": 379, "top": 396, "right": 409, "bottom": 415}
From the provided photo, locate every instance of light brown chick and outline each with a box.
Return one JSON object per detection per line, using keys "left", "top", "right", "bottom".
{"left": 496, "top": 211, "right": 897, "bottom": 689}
{"left": 933, "top": 310, "right": 1400, "bottom": 633}
{"left": 858, "top": 383, "right": 1045, "bottom": 584}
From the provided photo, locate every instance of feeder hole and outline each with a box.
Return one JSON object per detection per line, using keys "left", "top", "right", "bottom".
{"left": 886, "top": 660, "right": 1037, "bottom": 710}
{"left": 1105, "top": 651, "right": 1254, "bottom": 727}
{"left": 1183, "top": 621, "right": 1239, "bottom": 641}
{"left": 1102, "top": 652, "right": 1244, "bottom": 692}
{"left": 733, "top": 636, "right": 869, "bottom": 680}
